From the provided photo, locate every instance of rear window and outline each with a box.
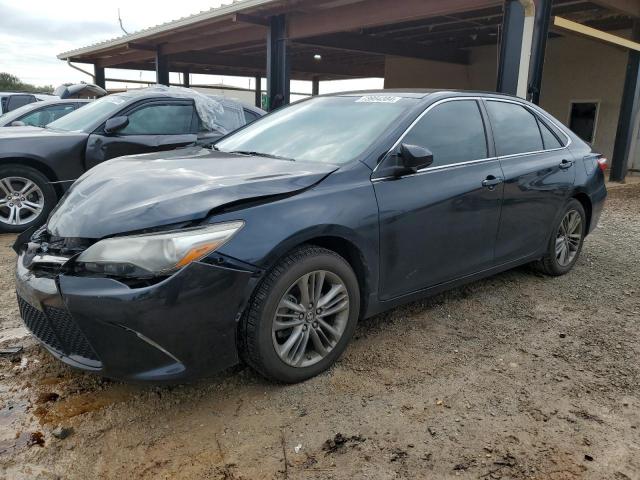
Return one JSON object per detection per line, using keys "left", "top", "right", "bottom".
{"left": 3, "top": 95, "right": 36, "bottom": 112}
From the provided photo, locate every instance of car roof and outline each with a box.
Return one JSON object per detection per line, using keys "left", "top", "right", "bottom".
{"left": 108, "top": 89, "right": 265, "bottom": 114}
{"left": 29, "top": 98, "right": 91, "bottom": 106}
{"left": 0, "top": 91, "right": 41, "bottom": 96}
{"left": 328, "top": 89, "right": 531, "bottom": 103}
{"left": 34, "top": 98, "right": 93, "bottom": 107}
{"left": 332, "top": 89, "right": 437, "bottom": 99}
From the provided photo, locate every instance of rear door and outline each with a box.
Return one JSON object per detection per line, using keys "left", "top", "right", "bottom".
{"left": 373, "top": 98, "right": 504, "bottom": 300}
{"left": 484, "top": 99, "right": 576, "bottom": 264}
{"left": 85, "top": 99, "right": 198, "bottom": 170}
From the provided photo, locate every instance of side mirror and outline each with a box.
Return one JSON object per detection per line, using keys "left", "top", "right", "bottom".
{"left": 10, "top": 121, "right": 25, "bottom": 127}
{"left": 399, "top": 143, "right": 434, "bottom": 172}
{"left": 104, "top": 116, "right": 129, "bottom": 134}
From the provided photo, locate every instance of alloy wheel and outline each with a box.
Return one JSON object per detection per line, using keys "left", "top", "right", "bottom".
{"left": 555, "top": 209, "right": 582, "bottom": 267}
{"left": 272, "top": 270, "right": 350, "bottom": 368}
{"left": 0, "top": 177, "right": 45, "bottom": 226}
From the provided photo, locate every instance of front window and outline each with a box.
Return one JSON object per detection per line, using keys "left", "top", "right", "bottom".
{"left": 48, "top": 95, "right": 127, "bottom": 132}
{"left": 402, "top": 100, "right": 488, "bottom": 167}
{"left": 216, "top": 95, "right": 414, "bottom": 164}
{"left": 119, "top": 103, "right": 195, "bottom": 135}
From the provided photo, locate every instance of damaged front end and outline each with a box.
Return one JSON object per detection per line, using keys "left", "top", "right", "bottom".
{"left": 14, "top": 224, "right": 261, "bottom": 382}
{"left": 12, "top": 147, "right": 338, "bottom": 381}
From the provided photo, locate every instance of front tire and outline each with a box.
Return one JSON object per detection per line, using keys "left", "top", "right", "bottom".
{"left": 0, "top": 165, "right": 56, "bottom": 233}
{"left": 536, "top": 198, "right": 586, "bottom": 276}
{"left": 239, "top": 246, "right": 360, "bottom": 383}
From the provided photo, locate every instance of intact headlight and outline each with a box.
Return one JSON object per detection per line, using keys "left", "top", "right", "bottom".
{"left": 76, "top": 221, "right": 244, "bottom": 278}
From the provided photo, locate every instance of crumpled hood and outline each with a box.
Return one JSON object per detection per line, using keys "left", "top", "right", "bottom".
{"left": 47, "top": 147, "right": 338, "bottom": 238}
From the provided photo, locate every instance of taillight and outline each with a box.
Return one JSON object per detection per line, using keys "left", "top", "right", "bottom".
{"left": 597, "top": 157, "right": 608, "bottom": 172}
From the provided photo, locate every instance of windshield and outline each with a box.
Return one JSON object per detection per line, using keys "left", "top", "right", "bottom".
{"left": 216, "top": 95, "right": 414, "bottom": 164}
{"left": 48, "top": 95, "right": 126, "bottom": 132}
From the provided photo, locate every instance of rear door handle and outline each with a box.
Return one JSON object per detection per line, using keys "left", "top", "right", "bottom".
{"left": 559, "top": 159, "right": 574, "bottom": 169}
{"left": 482, "top": 175, "right": 504, "bottom": 189}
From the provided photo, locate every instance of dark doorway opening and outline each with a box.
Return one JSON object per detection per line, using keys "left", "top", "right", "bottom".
{"left": 569, "top": 101, "right": 599, "bottom": 144}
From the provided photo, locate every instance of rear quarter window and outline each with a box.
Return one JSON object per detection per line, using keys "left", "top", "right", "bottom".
{"left": 537, "top": 117, "right": 563, "bottom": 149}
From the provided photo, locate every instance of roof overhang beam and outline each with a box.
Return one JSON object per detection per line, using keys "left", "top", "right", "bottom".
{"left": 95, "top": 27, "right": 266, "bottom": 68}
{"left": 589, "top": 0, "right": 640, "bottom": 18}
{"left": 553, "top": 15, "right": 640, "bottom": 51}
{"left": 294, "top": 32, "right": 470, "bottom": 65}
{"left": 287, "top": 0, "right": 502, "bottom": 39}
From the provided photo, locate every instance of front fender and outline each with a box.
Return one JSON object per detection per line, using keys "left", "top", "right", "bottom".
{"left": 214, "top": 167, "right": 380, "bottom": 303}
{"left": 257, "top": 223, "right": 372, "bottom": 272}
{"left": 0, "top": 133, "right": 88, "bottom": 182}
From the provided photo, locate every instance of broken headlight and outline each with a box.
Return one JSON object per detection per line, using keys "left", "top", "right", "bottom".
{"left": 75, "top": 221, "right": 244, "bottom": 278}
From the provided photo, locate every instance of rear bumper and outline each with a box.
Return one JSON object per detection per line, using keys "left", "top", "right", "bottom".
{"left": 587, "top": 178, "right": 607, "bottom": 234}
{"left": 15, "top": 254, "right": 255, "bottom": 383}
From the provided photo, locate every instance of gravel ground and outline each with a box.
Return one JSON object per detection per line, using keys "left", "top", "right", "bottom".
{"left": 0, "top": 182, "right": 638, "bottom": 480}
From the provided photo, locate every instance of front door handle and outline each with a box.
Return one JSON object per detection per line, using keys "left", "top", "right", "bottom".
{"left": 559, "top": 159, "right": 574, "bottom": 169}
{"left": 482, "top": 175, "right": 504, "bottom": 190}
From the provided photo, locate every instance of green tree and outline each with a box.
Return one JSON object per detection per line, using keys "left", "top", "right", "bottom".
{"left": 0, "top": 73, "right": 53, "bottom": 93}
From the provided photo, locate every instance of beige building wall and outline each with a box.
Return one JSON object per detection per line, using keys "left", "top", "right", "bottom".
{"left": 384, "top": 33, "right": 633, "bottom": 163}
{"left": 383, "top": 56, "right": 472, "bottom": 89}
{"left": 540, "top": 33, "right": 628, "bottom": 163}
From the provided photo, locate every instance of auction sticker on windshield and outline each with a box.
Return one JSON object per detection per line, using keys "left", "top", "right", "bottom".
{"left": 355, "top": 95, "right": 402, "bottom": 103}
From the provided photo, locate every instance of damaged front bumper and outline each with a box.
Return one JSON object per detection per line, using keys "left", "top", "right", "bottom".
{"left": 15, "top": 250, "right": 257, "bottom": 382}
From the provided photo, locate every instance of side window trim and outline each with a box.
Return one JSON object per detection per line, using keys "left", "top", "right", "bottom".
{"left": 380, "top": 97, "right": 495, "bottom": 174}
{"left": 483, "top": 98, "right": 571, "bottom": 159}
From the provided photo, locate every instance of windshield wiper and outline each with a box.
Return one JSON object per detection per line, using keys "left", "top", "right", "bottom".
{"left": 229, "top": 150, "right": 295, "bottom": 162}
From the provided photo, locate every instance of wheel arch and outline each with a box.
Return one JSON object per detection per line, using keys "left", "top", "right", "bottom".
{"left": 0, "top": 157, "right": 62, "bottom": 197}
{"left": 304, "top": 235, "right": 371, "bottom": 315}
{"left": 258, "top": 228, "right": 375, "bottom": 317}
{"left": 571, "top": 190, "right": 593, "bottom": 234}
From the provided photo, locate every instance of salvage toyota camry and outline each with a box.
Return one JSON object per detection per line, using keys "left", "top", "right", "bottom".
{"left": 14, "top": 90, "right": 607, "bottom": 383}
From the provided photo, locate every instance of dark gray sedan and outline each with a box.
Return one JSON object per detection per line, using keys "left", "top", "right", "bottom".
{"left": 14, "top": 90, "right": 607, "bottom": 384}
{"left": 0, "top": 87, "right": 264, "bottom": 232}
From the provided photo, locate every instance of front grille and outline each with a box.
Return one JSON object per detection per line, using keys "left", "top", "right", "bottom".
{"left": 17, "top": 297, "right": 63, "bottom": 352}
{"left": 17, "top": 296, "right": 99, "bottom": 361}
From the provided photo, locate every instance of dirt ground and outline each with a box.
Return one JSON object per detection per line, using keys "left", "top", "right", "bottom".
{"left": 0, "top": 183, "right": 638, "bottom": 480}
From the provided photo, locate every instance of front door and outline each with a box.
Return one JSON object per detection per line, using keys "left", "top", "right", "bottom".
{"left": 85, "top": 100, "right": 198, "bottom": 170}
{"left": 374, "top": 98, "right": 504, "bottom": 301}
{"left": 483, "top": 100, "right": 576, "bottom": 264}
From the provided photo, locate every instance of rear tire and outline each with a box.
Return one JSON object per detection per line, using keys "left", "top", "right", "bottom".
{"left": 239, "top": 246, "right": 360, "bottom": 383}
{"left": 0, "top": 165, "right": 56, "bottom": 233}
{"left": 535, "top": 198, "right": 586, "bottom": 276}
